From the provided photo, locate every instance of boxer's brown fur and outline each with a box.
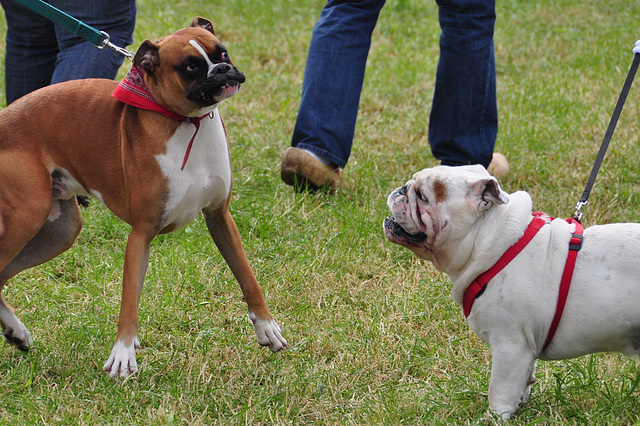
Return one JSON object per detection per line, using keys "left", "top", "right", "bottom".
{"left": 0, "top": 17, "right": 286, "bottom": 378}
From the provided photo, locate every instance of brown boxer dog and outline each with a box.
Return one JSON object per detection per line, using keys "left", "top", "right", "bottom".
{"left": 0, "top": 17, "right": 287, "bottom": 378}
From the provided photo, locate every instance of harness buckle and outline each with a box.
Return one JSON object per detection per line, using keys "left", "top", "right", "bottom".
{"left": 569, "top": 233, "right": 583, "bottom": 251}
{"left": 474, "top": 282, "right": 488, "bottom": 299}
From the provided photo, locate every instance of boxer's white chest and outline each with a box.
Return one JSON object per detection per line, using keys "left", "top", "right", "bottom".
{"left": 155, "top": 109, "right": 231, "bottom": 229}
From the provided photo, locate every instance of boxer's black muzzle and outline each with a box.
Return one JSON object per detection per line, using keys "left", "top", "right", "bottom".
{"left": 188, "top": 64, "right": 246, "bottom": 106}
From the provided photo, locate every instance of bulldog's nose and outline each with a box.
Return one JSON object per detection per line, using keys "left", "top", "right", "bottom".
{"left": 398, "top": 186, "right": 407, "bottom": 196}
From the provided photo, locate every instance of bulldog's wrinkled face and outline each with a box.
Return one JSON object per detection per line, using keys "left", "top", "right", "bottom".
{"left": 384, "top": 165, "right": 509, "bottom": 264}
{"left": 134, "top": 17, "right": 246, "bottom": 117}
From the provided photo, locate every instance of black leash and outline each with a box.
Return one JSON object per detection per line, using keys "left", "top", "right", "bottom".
{"left": 574, "top": 51, "right": 640, "bottom": 221}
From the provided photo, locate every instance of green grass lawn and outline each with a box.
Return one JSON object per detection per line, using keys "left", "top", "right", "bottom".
{"left": 1, "top": 0, "right": 639, "bottom": 423}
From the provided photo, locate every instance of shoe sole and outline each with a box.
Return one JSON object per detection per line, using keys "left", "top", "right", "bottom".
{"left": 281, "top": 170, "right": 322, "bottom": 192}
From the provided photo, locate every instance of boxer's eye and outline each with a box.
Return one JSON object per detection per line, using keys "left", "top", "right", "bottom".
{"left": 185, "top": 63, "right": 199, "bottom": 72}
{"left": 221, "top": 51, "right": 230, "bottom": 63}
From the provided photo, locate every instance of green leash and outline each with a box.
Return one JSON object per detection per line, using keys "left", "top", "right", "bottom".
{"left": 13, "top": 0, "right": 134, "bottom": 58}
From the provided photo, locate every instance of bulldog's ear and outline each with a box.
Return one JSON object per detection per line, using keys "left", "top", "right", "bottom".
{"left": 190, "top": 17, "right": 215, "bottom": 35}
{"left": 472, "top": 178, "right": 509, "bottom": 210}
{"left": 134, "top": 40, "right": 160, "bottom": 75}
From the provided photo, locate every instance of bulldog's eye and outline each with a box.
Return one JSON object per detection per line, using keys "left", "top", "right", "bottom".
{"left": 416, "top": 191, "right": 429, "bottom": 203}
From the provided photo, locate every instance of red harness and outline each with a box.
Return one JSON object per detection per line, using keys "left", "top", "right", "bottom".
{"left": 462, "top": 213, "right": 584, "bottom": 352}
{"left": 112, "top": 64, "right": 209, "bottom": 170}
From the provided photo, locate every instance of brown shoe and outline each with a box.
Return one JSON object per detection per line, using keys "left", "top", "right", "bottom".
{"left": 280, "top": 147, "right": 348, "bottom": 192}
{"left": 487, "top": 152, "right": 509, "bottom": 177}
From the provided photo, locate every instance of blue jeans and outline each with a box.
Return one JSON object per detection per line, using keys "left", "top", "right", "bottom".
{"left": 291, "top": 0, "right": 497, "bottom": 168}
{"left": 1, "top": 0, "right": 136, "bottom": 104}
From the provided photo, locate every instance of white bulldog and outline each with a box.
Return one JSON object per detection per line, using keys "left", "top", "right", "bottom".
{"left": 383, "top": 165, "right": 640, "bottom": 419}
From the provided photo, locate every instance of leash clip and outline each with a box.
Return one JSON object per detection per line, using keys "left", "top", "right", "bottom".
{"left": 97, "top": 30, "right": 135, "bottom": 60}
{"left": 573, "top": 200, "right": 587, "bottom": 222}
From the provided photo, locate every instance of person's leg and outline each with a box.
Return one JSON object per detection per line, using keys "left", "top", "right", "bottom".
{"left": 291, "top": 0, "right": 386, "bottom": 168}
{"left": 1, "top": 0, "right": 58, "bottom": 104}
{"left": 50, "top": 0, "right": 136, "bottom": 82}
{"left": 429, "top": 0, "right": 497, "bottom": 168}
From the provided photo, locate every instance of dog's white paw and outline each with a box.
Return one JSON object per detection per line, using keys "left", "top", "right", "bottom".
{"left": 0, "top": 311, "right": 32, "bottom": 351}
{"left": 248, "top": 313, "right": 287, "bottom": 352}
{"left": 103, "top": 338, "right": 140, "bottom": 378}
{"left": 484, "top": 408, "right": 515, "bottom": 421}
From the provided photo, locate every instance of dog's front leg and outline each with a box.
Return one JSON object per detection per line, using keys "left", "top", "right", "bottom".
{"left": 203, "top": 205, "right": 287, "bottom": 351}
{"left": 487, "top": 341, "right": 537, "bottom": 420}
{"left": 103, "top": 228, "right": 153, "bottom": 378}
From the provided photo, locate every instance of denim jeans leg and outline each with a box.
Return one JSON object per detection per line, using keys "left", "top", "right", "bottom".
{"left": 51, "top": 0, "right": 136, "bottom": 82}
{"left": 429, "top": 0, "right": 497, "bottom": 168}
{"left": 1, "top": 0, "right": 136, "bottom": 104}
{"left": 1, "top": 0, "right": 58, "bottom": 104}
{"left": 291, "top": 0, "right": 386, "bottom": 168}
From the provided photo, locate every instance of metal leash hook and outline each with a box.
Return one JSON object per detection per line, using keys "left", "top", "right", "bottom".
{"left": 97, "top": 31, "right": 135, "bottom": 60}
{"left": 574, "top": 200, "right": 587, "bottom": 223}
{"left": 572, "top": 44, "right": 640, "bottom": 222}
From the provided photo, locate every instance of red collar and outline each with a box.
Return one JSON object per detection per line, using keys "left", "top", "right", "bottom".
{"left": 462, "top": 213, "right": 584, "bottom": 352}
{"left": 112, "top": 65, "right": 208, "bottom": 170}
{"left": 113, "top": 64, "right": 187, "bottom": 120}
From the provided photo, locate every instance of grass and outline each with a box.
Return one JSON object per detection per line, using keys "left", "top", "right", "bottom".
{"left": 1, "top": 0, "right": 640, "bottom": 423}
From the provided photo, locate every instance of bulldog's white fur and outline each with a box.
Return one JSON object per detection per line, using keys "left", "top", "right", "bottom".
{"left": 384, "top": 165, "right": 640, "bottom": 419}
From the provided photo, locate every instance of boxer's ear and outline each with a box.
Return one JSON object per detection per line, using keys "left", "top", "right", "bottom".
{"left": 134, "top": 40, "right": 160, "bottom": 76}
{"left": 190, "top": 17, "right": 215, "bottom": 35}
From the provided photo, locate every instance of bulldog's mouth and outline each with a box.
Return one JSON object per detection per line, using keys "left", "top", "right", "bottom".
{"left": 384, "top": 216, "right": 427, "bottom": 244}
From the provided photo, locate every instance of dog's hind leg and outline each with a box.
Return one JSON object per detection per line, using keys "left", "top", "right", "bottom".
{"left": 0, "top": 198, "right": 82, "bottom": 351}
{"left": 1, "top": 199, "right": 82, "bottom": 278}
